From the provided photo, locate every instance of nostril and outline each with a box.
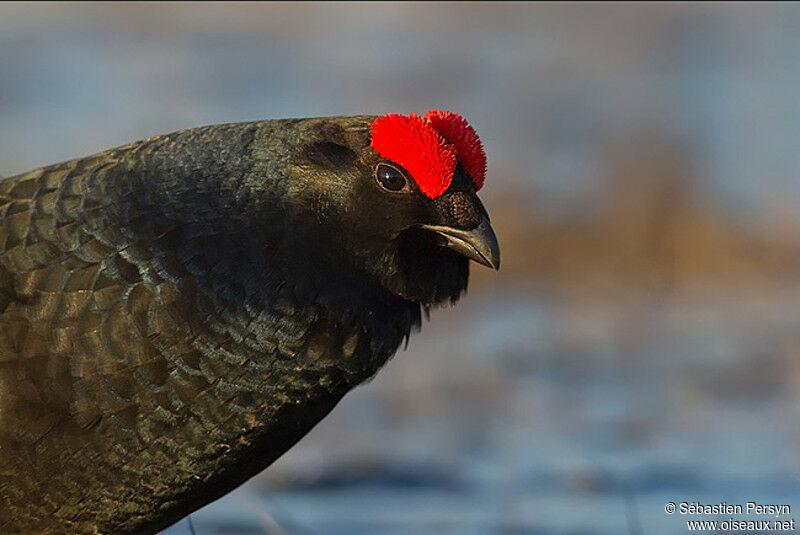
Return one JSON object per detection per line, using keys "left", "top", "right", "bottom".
{"left": 449, "top": 191, "right": 481, "bottom": 230}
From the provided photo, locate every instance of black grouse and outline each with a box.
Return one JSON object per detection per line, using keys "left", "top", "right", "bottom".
{"left": 0, "top": 111, "right": 499, "bottom": 534}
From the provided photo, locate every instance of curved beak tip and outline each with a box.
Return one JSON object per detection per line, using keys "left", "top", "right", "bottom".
{"left": 421, "top": 215, "right": 500, "bottom": 270}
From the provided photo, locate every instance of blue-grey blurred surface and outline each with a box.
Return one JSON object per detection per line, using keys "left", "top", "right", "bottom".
{"left": 3, "top": 3, "right": 800, "bottom": 534}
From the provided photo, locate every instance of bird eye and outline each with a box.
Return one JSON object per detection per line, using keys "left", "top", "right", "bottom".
{"left": 375, "top": 163, "right": 409, "bottom": 192}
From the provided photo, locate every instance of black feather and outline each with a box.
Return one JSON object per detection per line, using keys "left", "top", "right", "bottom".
{"left": 0, "top": 117, "right": 477, "bottom": 534}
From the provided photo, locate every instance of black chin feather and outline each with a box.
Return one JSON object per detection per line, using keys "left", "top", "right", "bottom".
{"left": 380, "top": 227, "right": 470, "bottom": 306}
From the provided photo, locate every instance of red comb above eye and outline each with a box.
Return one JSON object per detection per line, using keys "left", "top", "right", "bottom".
{"left": 424, "top": 110, "right": 487, "bottom": 191}
{"left": 370, "top": 113, "right": 457, "bottom": 199}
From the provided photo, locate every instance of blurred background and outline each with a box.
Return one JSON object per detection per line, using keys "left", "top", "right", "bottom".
{"left": 2, "top": 3, "right": 800, "bottom": 533}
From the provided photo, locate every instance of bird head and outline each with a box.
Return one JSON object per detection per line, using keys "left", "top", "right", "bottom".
{"left": 285, "top": 111, "right": 499, "bottom": 307}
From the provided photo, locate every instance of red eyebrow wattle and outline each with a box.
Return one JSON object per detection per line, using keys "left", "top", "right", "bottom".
{"left": 369, "top": 111, "right": 486, "bottom": 198}
{"left": 424, "top": 110, "right": 486, "bottom": 192}
{"left": 369, "top": 113, "right": 456, "bottom": 199}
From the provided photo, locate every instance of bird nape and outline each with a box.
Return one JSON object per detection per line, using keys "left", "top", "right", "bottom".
{"left": 0, "top": 111, "right": 499, "bottom": 534}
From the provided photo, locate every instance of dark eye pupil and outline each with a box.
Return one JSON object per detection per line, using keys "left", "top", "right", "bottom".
{"left": 376, "top": 164, "right": 406, "bottom": 191}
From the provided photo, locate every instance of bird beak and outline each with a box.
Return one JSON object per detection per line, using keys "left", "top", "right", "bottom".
{"left": 420, "top": 214, "right": 500, "bottom": 270}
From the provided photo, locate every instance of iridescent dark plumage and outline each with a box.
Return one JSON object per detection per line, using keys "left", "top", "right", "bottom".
{"left": 0, "top": 115, "right": 498, "bottom": 534}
